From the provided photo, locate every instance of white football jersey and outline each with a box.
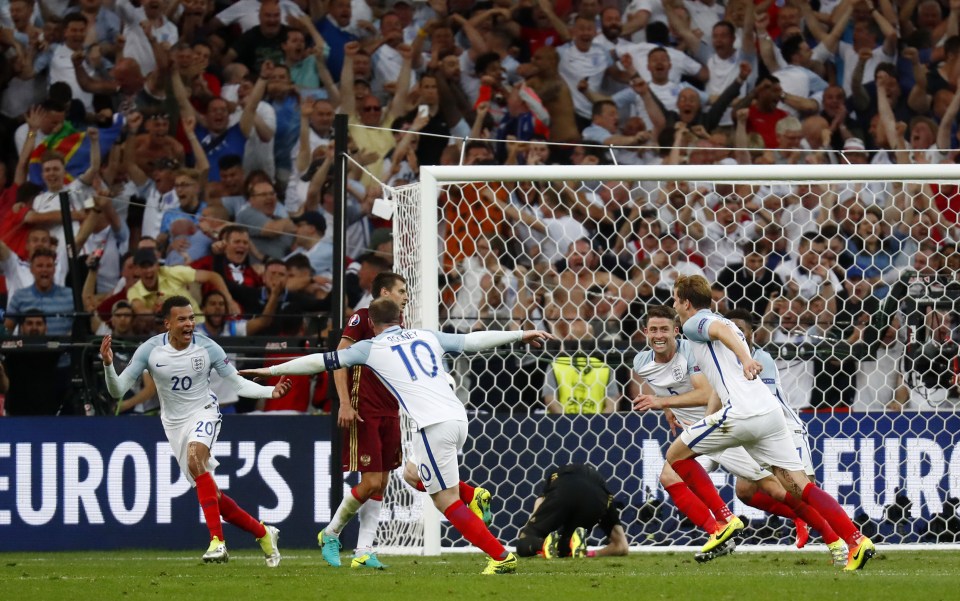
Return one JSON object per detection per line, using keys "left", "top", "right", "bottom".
{"left": 633, "top": 339, "right": 705, "bottom": 427}
{"left": 682, "top": 309, "right": 779, "bottom": 417}
{"left": 754, "top": 347, "right": 805, "bottom": 433}
{"left": 329, "top": 326, "right": 468, "bottom": 430}
{"left": 117, "top": 333, "right": 236, "bottom": 428}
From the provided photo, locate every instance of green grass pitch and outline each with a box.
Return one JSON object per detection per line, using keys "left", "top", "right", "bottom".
{"left": 2, "top": 549, "right": 956, "bottom": 601}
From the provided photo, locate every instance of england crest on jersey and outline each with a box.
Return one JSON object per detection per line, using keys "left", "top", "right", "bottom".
{"left": 672, "top": 364, "right": 685, "bottom": 382}
{"left": 192, "top": 355, "right": 205, "bottom": 373}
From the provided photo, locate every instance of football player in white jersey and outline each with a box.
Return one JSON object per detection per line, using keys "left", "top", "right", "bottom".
{"left": 101, "top": 295, "right": 292, "bottom": 566}
{"left": 666, "top": 275, "right": 875, "bottom": 571}
{"left": 633, "top": 306, "right": 843, "bottom": 565}
{"left": 241, "top": 297, "right": 556, "bottom": 575}
{"left": 632, "top": 305, "right": 742, "bottom": 558}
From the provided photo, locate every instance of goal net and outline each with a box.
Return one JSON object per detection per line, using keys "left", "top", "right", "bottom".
{"left": 380, "top": 163, "right": 960, "bottom": 554}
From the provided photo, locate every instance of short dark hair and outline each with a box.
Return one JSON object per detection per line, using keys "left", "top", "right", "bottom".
{"left": 644, "top": 305, "right": 677, "bottom": 325}
{"left": 800, "top": 232, "right": 827, "bottom": 247}
{"left": 283, "top": 28, "right": 305, "bottom": 44}
{"left": 781, "top": 34, "right": 805, "bottom": 64}
{"left": 20, "top": 308, "right": 47, "bottom": 324}
{"left": 161, "top": 295, "right": 193, "bottom": 317}
{"left": 874, "top": 62, "right": 897, "bottom": 79}
{"left": 674, "top": 275, "right": 713, "bottom": 309}
{"left": 713, "top": 20, "right": 735, "bottom": 38}
{"left": 264, "top": 257, "right": 286, "bottom": 270}
{"left": 29, "top": 247, "right": 57, "bottom": 263}
{"left": 591, "top": 100, "right": 616, "bottom": 118}
{"left": 284, "top": 253, "right": 312, "bottom": 272}
{"left": 202, "top": 290, "right": 227, "bottom": 307}
{"left": 40, "top": 98, "right": 66, "bottom": 113}
{"left": 63, "top": 12, "right": 89, "bottom": 28}
{"left": 359, "top": 252, "right": 391, "bottom": 271}
{"left": 758, "top": 73, "right": 781, "bottom": 87}
{"left": 740, "top": 238, "right": 771, "bottom": 256}
{"left": 372, "top": 272, "right": 406, "bottom": 299}
{"left": 368, "top": 297, "right": 402, "bottom": 326}
{"left": 40, "top": 151, "right": 65, "bottom": 166}
{"left": 218, "top": 154, "right": 243, "bottom": 172}
{"left": 219, "top": 224, "right": 249, "bottom": 241}
{"left": 646, "top": 22, "right": 669, "bottom": 45}
{"left": 474, "top": 51, "right": 501, "bottom": 76}
{"left": 724, "top": 309, "right": 755, "bottom": 331}
{"left": 647, "top": 46, "right": 669, "bottom": 61}
{"left": 464, "top": 139, "right": 492, "bottom": 156}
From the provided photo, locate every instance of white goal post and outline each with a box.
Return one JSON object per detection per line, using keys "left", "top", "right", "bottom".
{"left": 378, "top": 162, "right": 960, "bottom": 556}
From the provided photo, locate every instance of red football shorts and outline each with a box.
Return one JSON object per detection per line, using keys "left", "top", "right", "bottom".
{"left": 342, "top": 414, "right": 402, "bottom": 472}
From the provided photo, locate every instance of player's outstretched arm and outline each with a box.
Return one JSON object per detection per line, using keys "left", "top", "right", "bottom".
{"left": 102, "top": 335, "right": 148, "bottom": 398}
{"left": 239, "top": 342, "right": 372, "bottom": 378}
{"left": 225, "top": 373, "right": 293, "bottom": 399}
{"left": 707, "top": 321, "right": 762, "bottom": 379}
{"left": 459, "top": 329, "right": 556, "bottom": 352}
{"left": 239, "top": 353, "right": 327, "bottom": 378}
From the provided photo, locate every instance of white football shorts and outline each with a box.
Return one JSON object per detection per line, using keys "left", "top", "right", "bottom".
{"left": 680, "top": 406, "right": 805, "bottom": 473}
{"left": 411, "top": 420, "right": 467, "bottom": 494}
{"left": 164, "top": 404, "right": 222, "bottom": 486}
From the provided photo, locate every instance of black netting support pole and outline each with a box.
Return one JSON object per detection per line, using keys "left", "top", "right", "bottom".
{"left": 327, "top": 113, "right": 349, "bottom": 513}
{"left": 59, "top": 191, "right": 91, "bottom": 415}
{"left": 59, "top": 191, "right": 86, "bottom": 328}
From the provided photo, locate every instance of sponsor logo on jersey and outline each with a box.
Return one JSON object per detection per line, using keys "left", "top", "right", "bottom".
{"left": 348, "top": 313, "right": 361, "bottom": 327}
{"left": 192, "top": 356, "right": 205, "bottom": 373}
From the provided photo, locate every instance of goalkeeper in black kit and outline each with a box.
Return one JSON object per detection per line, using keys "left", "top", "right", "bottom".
{"left": 515, "top": 464, "right": 629, "bottom": 558}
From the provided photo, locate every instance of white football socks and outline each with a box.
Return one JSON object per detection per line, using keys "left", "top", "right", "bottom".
{"left": 326, "top": 493, "right": 362, "bottom": 535}
{"left": 355, "top": 498, "right": 383, "bottom": 555}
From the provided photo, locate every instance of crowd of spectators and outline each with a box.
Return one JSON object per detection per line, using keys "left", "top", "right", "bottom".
{"left": 0, "top": 0, "right": 958, "bottom": 416}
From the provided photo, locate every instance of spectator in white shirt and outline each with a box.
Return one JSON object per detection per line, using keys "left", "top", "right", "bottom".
{"left": 116, "top": 0, "right": 178, "bottom": 77}
{"left": 705, "top": 13, "right": 757, "bottom": 125}
{"left": 49, "top": 13, "right": 96, "bottom": 111}
{"left": 557, "top": 16, "right": 616, "bottom": 125}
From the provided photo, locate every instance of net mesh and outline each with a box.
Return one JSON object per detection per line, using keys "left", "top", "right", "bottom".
{"left": 375, "top": 183, "right": 429, "bottom": 553}
{"left": 382, "top": 173, "right": 960, "bottom": 552}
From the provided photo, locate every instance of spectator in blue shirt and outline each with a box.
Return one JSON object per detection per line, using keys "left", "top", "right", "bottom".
{"left": 4, "top": 247, "right": 76, "bottom": 335}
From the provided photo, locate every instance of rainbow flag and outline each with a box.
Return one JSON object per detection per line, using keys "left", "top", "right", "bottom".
{"left": 27, "top": 114, "right": 126, "bottom": 186}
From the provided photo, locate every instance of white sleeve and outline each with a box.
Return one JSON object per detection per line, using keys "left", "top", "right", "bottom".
{"left": 224, "top": 372, "right": 280, "bottom": 399}
{"left": 0, "top": 251, "right": 17, "bottom": 276}
{"left": 104, "top": 342, "right": 153, "bottom": 398}
{"left": 268, "top": 341, "right": 373, "bottom": 375}
{"left": 215, "top": 1, "right": 244, "bottom": 26}
{"left": 115, "top": 0, "right": 139, "bottom": 25}
{"left": 267, "top": 353, "right": 328, "bottom": 375}
{"left": 461, "top": 330, "right": 523, "bottom": 352}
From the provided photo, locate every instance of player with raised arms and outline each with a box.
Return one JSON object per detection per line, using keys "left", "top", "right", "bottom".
{"left": 665, "top": 276, "right": 875, "bottom": 571}
{"left": 633, "top": 306, "right": 845, "bottom": 565}
{"left": 321, "top": 271, "right": 493, "bottom": 570}
{"left": 101, "top": 295, "right": 292, "bottom": 565}
{"left": 241, "top": 297, "right": 556, "bottom": 574}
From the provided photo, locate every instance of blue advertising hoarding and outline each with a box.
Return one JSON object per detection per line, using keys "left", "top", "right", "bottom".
{"left": 1, "top": 412, "right": 958, "bottom": 550}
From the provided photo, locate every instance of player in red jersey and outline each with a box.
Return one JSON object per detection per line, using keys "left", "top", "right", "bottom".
{"left": 319, "top": 272, "right": 492, "bottom": 568}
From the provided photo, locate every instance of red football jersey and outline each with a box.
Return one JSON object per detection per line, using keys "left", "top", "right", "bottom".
{"left": 342, "top": 308, "right": 401, "bottom": 417}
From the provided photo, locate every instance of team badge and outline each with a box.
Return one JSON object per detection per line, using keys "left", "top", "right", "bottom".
{"left": 360, "top": 454, "right": 371, "bottom": 466}
{"left": 348, "top": 313, "right": 361, "bottom": 327}
{"left": 192, "top": 356, "right": 205, "bottom": 373}
{"left": 672, "top": 365, "right": 684, "bottom": 382}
